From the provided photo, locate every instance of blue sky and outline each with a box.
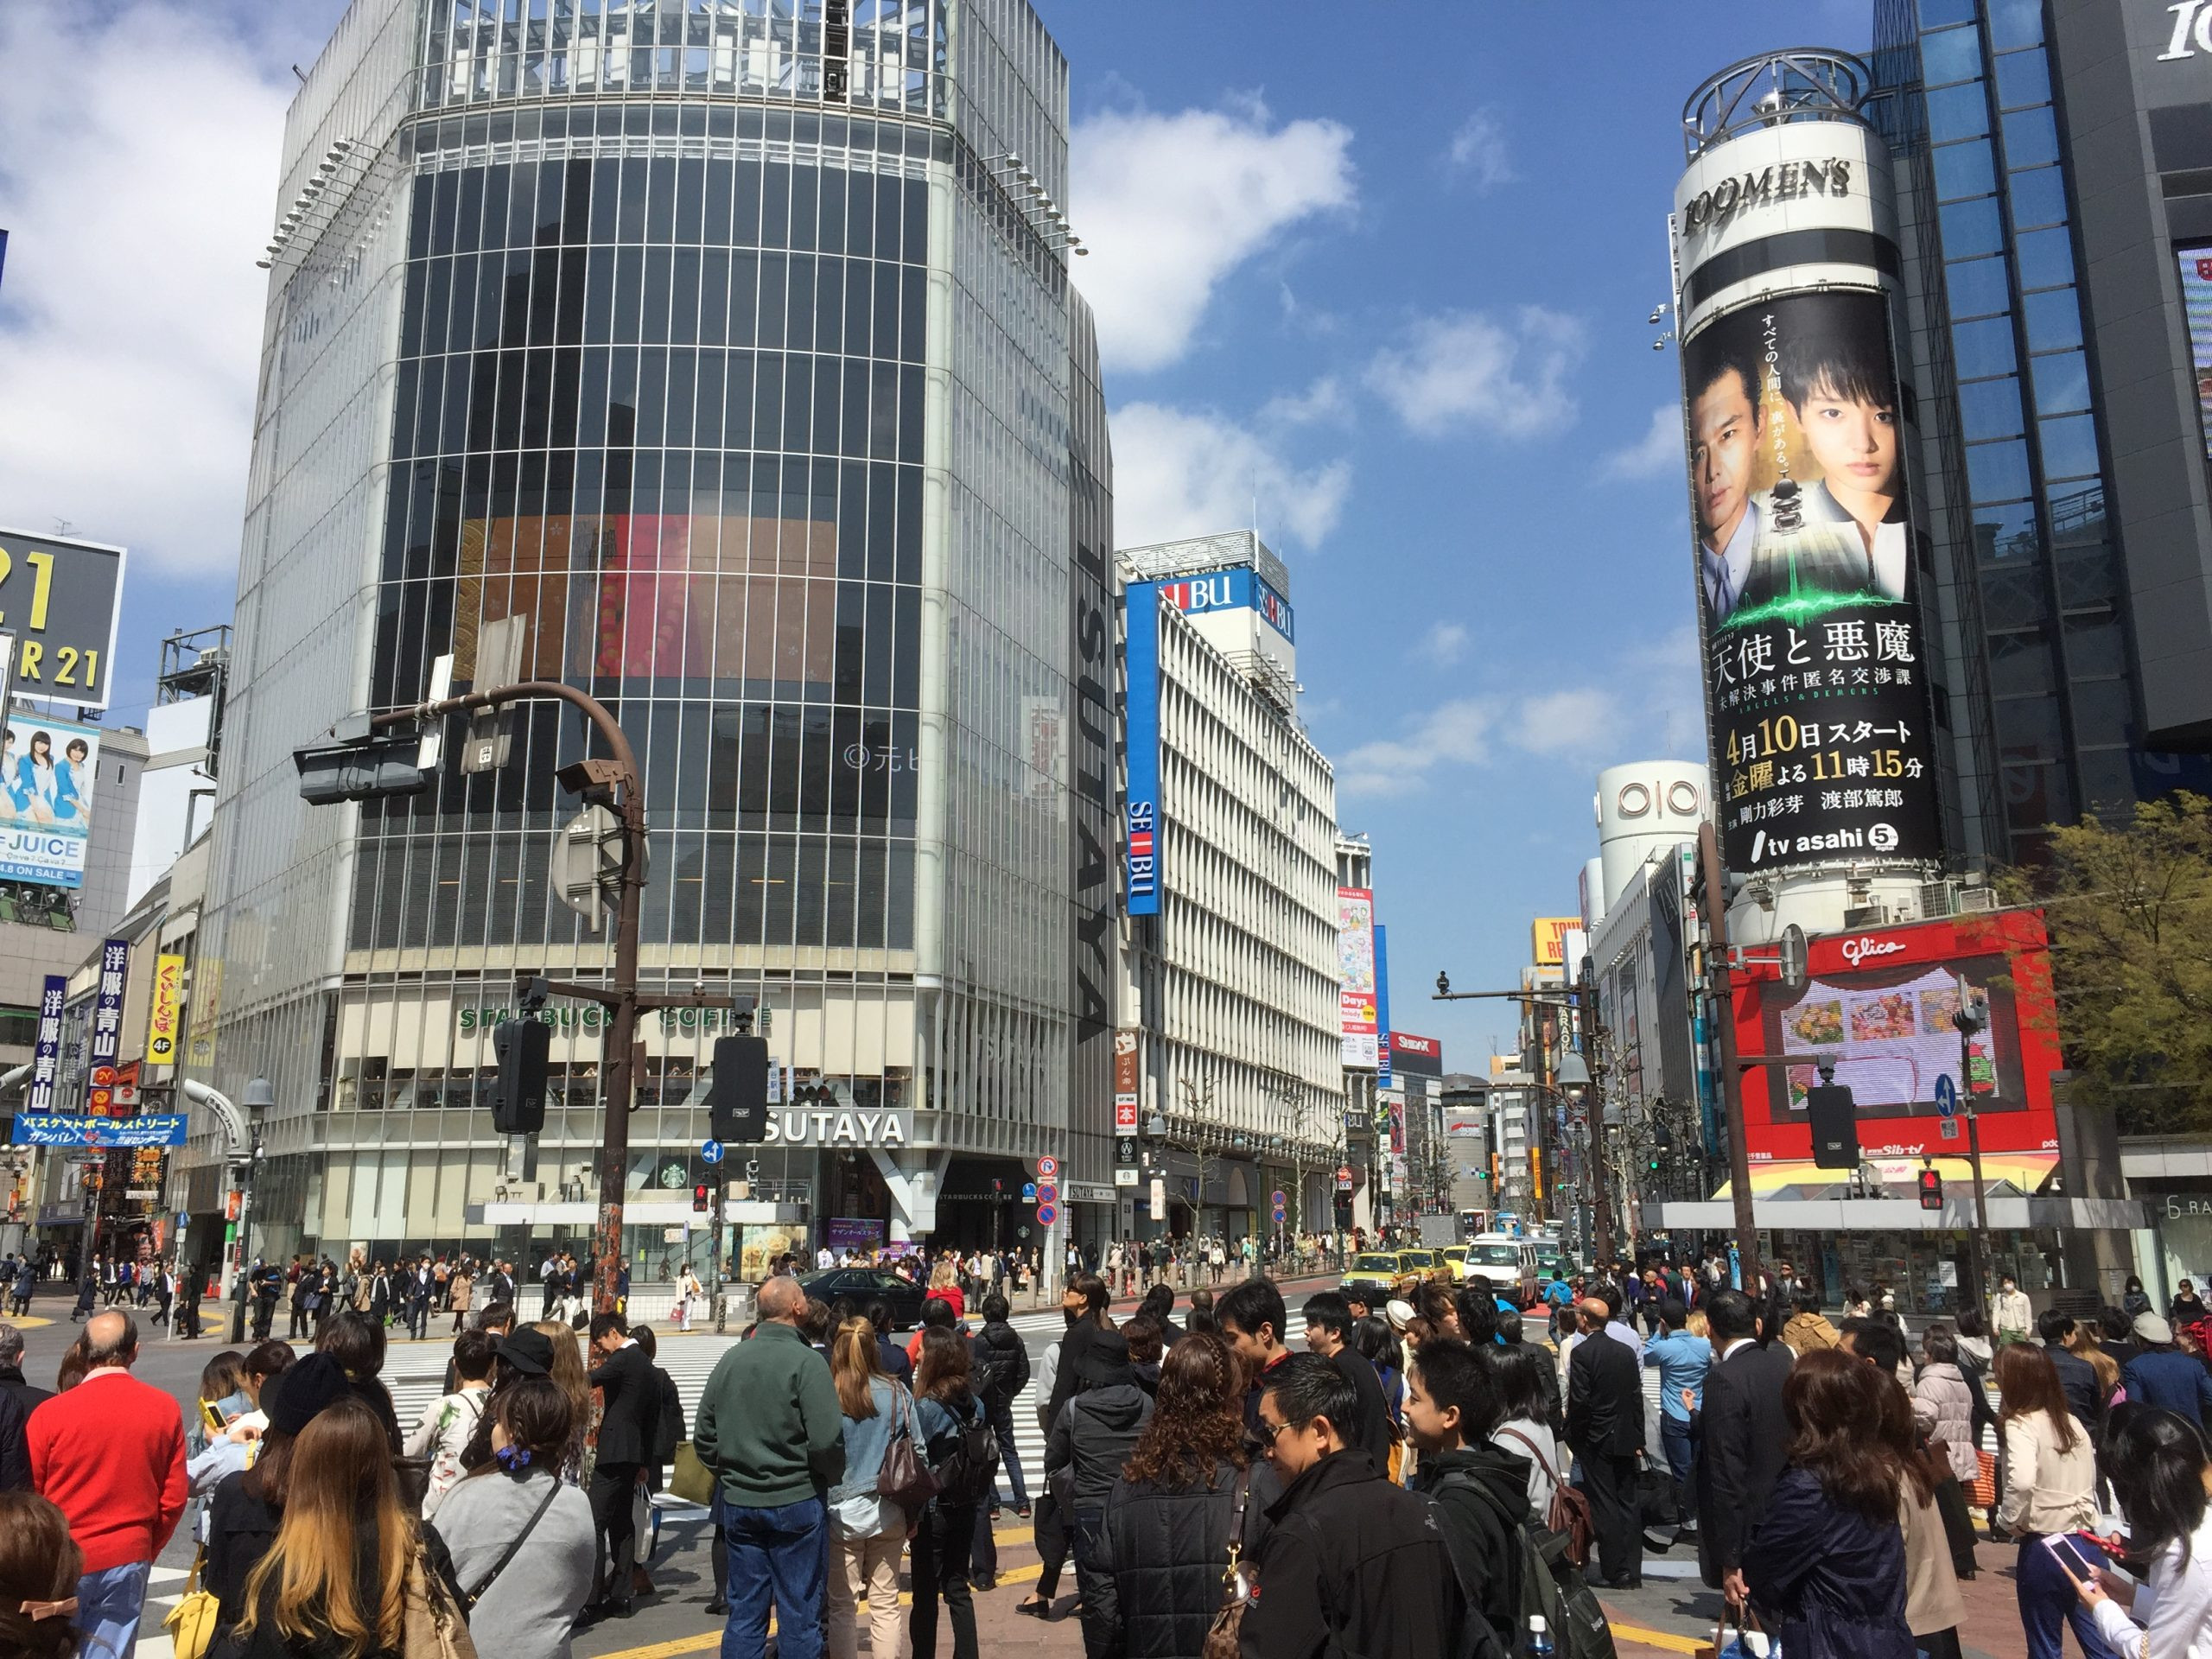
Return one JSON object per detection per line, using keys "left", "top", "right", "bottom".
{"left": 0, "top": 0, "right": 1870, "bottom": 1069}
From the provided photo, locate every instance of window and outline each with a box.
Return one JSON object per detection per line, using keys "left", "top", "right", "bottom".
{"left": 1958, "top": 375, "right": 2024, "bottom": 441}
{"left": 2039, "top": 413, "right": 2100, "bottom": 480}
{"left": 1934, "top": 140, "right": 1997, "bottom": 201}
{"left": 1996, "top": 695, "right": 2065, "bottom": 759}
{"left": 1953, "top": 315, "right": 2019, "bottom": 379}
{"left": 2015, "top": 226, "right": 2075, "bottom": 290}
{"left": 1995, "top": 50, "right": 2051, "bottom": 110}
{"left": 2008, "top": 166, "right": 2068, "bottom": 231}
{"left": 1946, "top": 256, "right": 2011, "bottom": 320}
{"left": 1972, "top": 498, "right": 2037, "bottom": 559}
{"left": 2021, "top": 287, "right": 2083, "bottom": 353}
{"left": 1940, "top": 197, "right": 2005, "bottom": 258}
{"left": 1919, "top": 0, "right": 1978, "bottom": 32}
{"left": 2031, "top": 351, "right": 2091, "bottom": 416}
{"left": 1921, "top": 25, "right": 1986, "bottom": 87}
{"left": 2064, "top": 613, "right": 2126, "bottom": 677}
{"left": 2002, "top": 106, "right": 2062, "bottom": 170}
{"left": 1926, "top": 81, "right": 1991, "bottom": 143}
{"left": 0, "top": 1006, "right": 34, "bottom": 1048}
{"left": 1987, "top": 630, "right": 2056, "bottom": 696}
{"left": 1967, "top": 438, "right": 2033, "bottom": 500}
{"left": 2075, "top": 749, "right": 2137, "bottom": 814}
{"left": 2069, "top": 678, "right": 2136, "bottom": 748}
{"left": 1990, "top": 0, "right": 2044, "bottom": 51}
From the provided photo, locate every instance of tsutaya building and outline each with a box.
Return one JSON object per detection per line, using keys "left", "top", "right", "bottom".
{"left": 181, "top": 0, "right": 1121, "bottom": 1274}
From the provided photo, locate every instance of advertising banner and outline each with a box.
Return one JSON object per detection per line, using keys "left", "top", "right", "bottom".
{"left": 144, "top": 953, "right": 186, "bottom": 1065}
{"left": 1376, "top": 923, "right": 1392, "bottom": 1086}
{"left": 1732, "top": 909, "right": 2059, "bottom": 1165}
{"left": 0, "top": 715, "right": 102, "bottom": 889}
{"left": 1113, "top": 1028, "right": 1140, "bottom": 1134}
{"left": 0, "top": 528, "right": 127, "bottom": 709}
{"left": 2177, "top": 245, "right": 2212, "bottom": 461}
{"left": 1685, "top": 289, "right": 1942, "bottom": 874}
{"left": 1123, "top": 582, "right": 1162, "bottom": 915}
{"left": 1389, "top": 1032, "right": 1445, "bottom": 1077}
{"left": 12, "top": 1114, "right": 188, "bottom": 1147}
{"left": 83, "top": 938, "right": 128, "bottom": 1115}
{"left": 1531, "top": 918, "right": 1580, "bottom": 967}
{"left": 1337, "top": 887, "right": 1379, "bottom": 1066}
{"left": 26, "top": 976, "right": 63, "bottom": 1115}
{"left": 1155, "top": 567, "right": 1294, "bottom": 643}
{"left": 824, "top": 1217, "right": 887, "bottom": 1253}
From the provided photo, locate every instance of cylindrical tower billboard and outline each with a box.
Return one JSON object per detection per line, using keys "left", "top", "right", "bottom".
{"left": 1594, "top": 760, "right": 1707, "bottom": 913}
{"left": 1672, "top": 53, "right": 1944, "bottom": 885}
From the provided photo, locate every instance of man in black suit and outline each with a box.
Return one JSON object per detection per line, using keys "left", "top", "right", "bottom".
{"left": 1693, "top": 1287, "right": 1795, "bottom": 1603}
{"left": 586, "top": 1311, "right": 660, "bottom": 1619}
{"left": 1566, "top": 1295, "right": 1644, "bottom": 1588}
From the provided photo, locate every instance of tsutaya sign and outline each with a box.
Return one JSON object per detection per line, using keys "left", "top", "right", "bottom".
{"left": 762, "top": 1107, "right": 912, "bottom": 1147}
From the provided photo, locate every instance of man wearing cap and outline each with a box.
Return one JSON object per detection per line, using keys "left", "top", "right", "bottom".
{"left": 2122, "top": 1312, "right": 2212, "bottom": 1429}
{"left": 1566, "top": 1295, "right": 1644, "bottom": 1589}
{"left": 695, "top": 1272, "right": 843, "bottom": 1657}
{"left": 28, "top": 1311, "right": 187, "bottom": 1658}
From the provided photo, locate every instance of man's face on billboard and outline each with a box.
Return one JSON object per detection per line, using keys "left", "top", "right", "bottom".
{"left": 1691, "top": 365, "right": 1760, "bottom": 552}
{"left": 1793, "top": 375, "right": 1897, "bottom": 500}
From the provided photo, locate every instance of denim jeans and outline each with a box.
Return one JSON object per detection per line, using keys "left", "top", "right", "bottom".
{"left": 1661, "top": 1414, "right": 1697, "bottom": 1527}
{"left": 2016, "top": 1535, "right": 2117, "bottom": 1659}
{"left": 76, "top": 1560, "right": 150, "bottom": 1659}
{"left": 724, "top": 1496, "right": 827, "bottom": 1659}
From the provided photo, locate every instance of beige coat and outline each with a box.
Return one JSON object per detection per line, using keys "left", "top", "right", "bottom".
{"left": 1998, "top": 1407, "right": 2098, "bottom": 1536}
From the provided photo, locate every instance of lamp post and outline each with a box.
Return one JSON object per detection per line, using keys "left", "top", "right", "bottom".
{"left": 227, "top": 1076, "right": 272, "bottom": 1343}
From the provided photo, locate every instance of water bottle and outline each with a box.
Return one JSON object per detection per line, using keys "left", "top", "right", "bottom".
{"left": 1527, "top": 1615, "right": 1555, "bottom": 1659}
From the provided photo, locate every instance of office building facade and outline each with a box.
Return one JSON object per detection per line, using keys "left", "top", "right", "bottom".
{"left": 187, "top": 0, "right": 1115, "bottom": 1270}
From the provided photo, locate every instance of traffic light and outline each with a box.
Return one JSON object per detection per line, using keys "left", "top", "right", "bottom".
{"left": 692, "top": 1182, "right": 711, "bottom": 1215}
{"left": 1919, "top": 1167, "right": 1943, "bottom": 1211}
{"left": 707, "top": 1034, "right": 771, "bottom": 1143}
{"left": 1806, "top": 1084, "right": 1860, "bottom": 1170}
{"left": 489, "top": 1018, "right": 551, "bottom": 1134}
{"left": 294, "top": 715, "right": 429, "bottom": 805}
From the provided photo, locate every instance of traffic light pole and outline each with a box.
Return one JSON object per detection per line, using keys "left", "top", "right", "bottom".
{"left": 1956, "top": 988, "right": 1995, "bottom": 1339}
{"left": 1696, "top": 821, "right": 1764, "bottom": 1299}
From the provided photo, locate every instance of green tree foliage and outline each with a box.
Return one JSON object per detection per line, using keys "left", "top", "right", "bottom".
{"left": 1999, "top": 792, "right": 2212, "bottom": 1134}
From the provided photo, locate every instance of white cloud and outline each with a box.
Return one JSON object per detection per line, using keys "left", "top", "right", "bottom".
{"left": 1261, "top": 376, "right": 1349, "bottom": 426}
{"left": 1112, "top": 403, "right": 1351, "bottom": 553}
{"left": 1602, "top": 404, "right": 1686, "bottom": 480}
{"left": 1516, "top": 689, "right": 1617, "bottom": 753}
{"left": 1443, "top": 110, "right": 1514, "bottom": 189}
{"left": 1421, "top": 622, "right": 1469, "bottom": 667}
{"left": 1365, "top": 308, "right": 1586, "bottom": 440}
{"left": 1336, "top": 686, "right": 1618, "bottom": 797}
{"left": 1073, "top": 100, "right": 1356, "bottom": 373}
{"left": 0, "top": 4, "right": 300, "bottom": 576}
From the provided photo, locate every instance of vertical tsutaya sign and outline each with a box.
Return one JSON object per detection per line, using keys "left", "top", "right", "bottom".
{"left": 27, "top": 976, "right": 64, "bottom": 1115}
{"left": 1122, "top": 582, "right": 1162, "bottom": 915}
{"left": 83, "top": 938, "right": 128, "bottom": 1115}
{"left": 143, "top": 953, "right": 185, "bottom": 1065}
{"left": 1673, "top": 118, "right": 1943, "bottom": 877}
{"left": 1337, "top": 887, "right": 1378, "bottom": 1066}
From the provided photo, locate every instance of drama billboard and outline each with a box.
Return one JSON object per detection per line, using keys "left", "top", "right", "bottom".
{"left": 1732, "top": 909, "right": 2059, "bottom": 1166}
{"left": 0, "top": 715, "right": 102, "bottom": 889}
{"left": 1683, "top": 289, "right": 1942, "bottom": 874}
{"left": 1337, "top": 887, "right": 1379, "bottom": 1067}
{"left": 0, "top": 528, "right": 126, "bottom": 709}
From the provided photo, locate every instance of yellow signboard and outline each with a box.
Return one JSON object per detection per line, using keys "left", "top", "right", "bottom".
{"left": 144, "top": 953, "right": 186, "bottom": 1065}
{"left": 186, "top": 957, "right": 222, "bottom": 1070}
{"left": 1531, "top": 917, "right": 1580, "bottom": 967}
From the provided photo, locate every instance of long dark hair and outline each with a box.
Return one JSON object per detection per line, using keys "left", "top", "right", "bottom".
{"left": 1994, "top": 1343, "right": 2081, "bottom": 1455}
{"left": 1868, "top": 1361, "right": 1942, "bottom": 1505}
{"left": 915, "top": 1325, "right": 972, "bottom": 1407}
{"left": 1122, "top": 1332, "right": 1246, "bottom": 1490}
{"left": 1490, "top": 1345, "right": 1554, "bottom": 1426}
{"left": 2103, "top": 1408, "right": 2210, "bottom": 1567}
{"left": 1783, "top": 1348, "right": 1901, "bottom": 1522}
{"left": 0, "top": 1491, "right": 81, "bottom": 1658}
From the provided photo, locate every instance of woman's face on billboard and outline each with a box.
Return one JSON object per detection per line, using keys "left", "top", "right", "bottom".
{"left": 1796, "top": 374, "right": 1897, "bottom": 501}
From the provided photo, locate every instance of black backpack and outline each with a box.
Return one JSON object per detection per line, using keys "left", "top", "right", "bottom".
{"left": 929, "top": 1398, "right": 1001, "bottom": 1507}
{"left": 1451, "top": 1468, "right": 1618, "bottom": 1659}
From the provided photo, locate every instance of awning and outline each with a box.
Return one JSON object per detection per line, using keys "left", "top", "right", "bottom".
{"left": 1715, "top": 1151, "right": 2059, "bottom": 1200}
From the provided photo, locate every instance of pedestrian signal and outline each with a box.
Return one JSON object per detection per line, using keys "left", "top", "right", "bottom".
{"left": 692, "top": 1182, "right": 711, "bottom": 1216}
{"left": 1918, "top": 1168, "right": 1943, "bottom": 1211}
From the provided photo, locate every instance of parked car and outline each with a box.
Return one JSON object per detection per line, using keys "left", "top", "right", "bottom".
{"left": 796, "top": 1268, "right": 927, "bottom": 1329}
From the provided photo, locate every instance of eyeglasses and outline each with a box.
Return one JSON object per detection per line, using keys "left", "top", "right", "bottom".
{"left": 1254, "top": 1417, "right": 1294, "bottom": 1444}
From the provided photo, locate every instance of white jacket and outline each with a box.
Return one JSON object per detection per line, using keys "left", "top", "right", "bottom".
{"left": 2094, "top": 1511, "right": 2212, "bottom": 1659}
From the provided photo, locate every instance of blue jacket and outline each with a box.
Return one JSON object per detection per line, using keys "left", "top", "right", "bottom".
{"left": 1744, "top": 1465, "right": 1915, "bottom": 1659}
{"left": 2122, "top": 1348, "right": 2212, "bottom": 1425}
{"left": 1644, "top": 1329, "right": 1713, "bottom": 1421}
{"left": 830, "top": 1375, "right": 902, "bottom": 1505}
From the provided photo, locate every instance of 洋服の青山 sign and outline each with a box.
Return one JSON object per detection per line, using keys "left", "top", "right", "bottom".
{"left": 763, "top": 1108, "right": 912, "bottom": 1147}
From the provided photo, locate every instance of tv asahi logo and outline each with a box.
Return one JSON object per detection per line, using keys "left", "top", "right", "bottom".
{"left": 2161, "top": 0, "right": 2212, "bottom": 58}
{"left": 1682, "top": 157, "right": 1853, "bottom": 236}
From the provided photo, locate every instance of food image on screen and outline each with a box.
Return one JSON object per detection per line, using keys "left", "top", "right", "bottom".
{"left": 1848, "top": 994, "right": 1916, "bottom": 1042}
{"left": 1919, "top": 987, "right": 1961, "bottom": 1034}
{"left": 1789, "top": 1001, "right": 1845, "bottom": 1046}
{"left": 2176, "top": 246, "right": 2212, "bottom": 463}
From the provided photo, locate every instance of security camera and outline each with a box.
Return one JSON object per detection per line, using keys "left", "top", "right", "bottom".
{"left": 1435, "top": 970, "right": 1452, "bottom": 997}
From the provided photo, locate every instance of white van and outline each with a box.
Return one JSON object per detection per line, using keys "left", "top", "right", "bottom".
{"left": 1459, "top": 1233, "right": 1537, "bottom": 1298}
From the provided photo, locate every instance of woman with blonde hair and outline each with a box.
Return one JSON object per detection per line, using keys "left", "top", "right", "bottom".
{"left": 225, "top": 1394, "right": 462, "bottom": 1658}
{"left": 2065, "top": 1319, "right": 2121, "bottom": 1408}
{"left": 825, "top": 1317, "right": 906, "bottom": 1659}
{"left": 533, "top": 1319, "right": 594, "bottom": 1480}
{"left": 926, "top": 1260, "right": 966, "bottom": 1321}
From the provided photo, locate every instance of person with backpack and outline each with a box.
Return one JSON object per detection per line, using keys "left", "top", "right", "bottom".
{"left": 911, "top": 1325, "right": 995, "bottom": 1659}
{"left": 1403, "top": 1337, "right": 1529, "bottom": 1654}
{"left": 966, "top": 1292, "right": 1032, "bottom": 1592}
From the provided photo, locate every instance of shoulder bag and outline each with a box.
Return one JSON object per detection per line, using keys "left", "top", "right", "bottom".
{"left": 454, "top": 1475, "right": 563, "bottom": 1612}
{"left": 876, "top": 1385, "right": 939, "bottom": 1517}
{"left": 1497, "top": 1425, "right": 1594, "bottom": 1569}
{"left": 401, "top": 1544, "right": 480, "bottom": 1659}
{"left": 162, "top": 1549, "right": 219, "bottom": 1659}
{"left": 1200, "top": 1469, "right": 1255, "bottom": 1659}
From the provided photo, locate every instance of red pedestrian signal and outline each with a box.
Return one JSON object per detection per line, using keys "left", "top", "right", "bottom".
{"left": 1918, "top": 1168, "right": 1943, "bottom": 1211}
{"left": 692, "top": 1182, "right": 711, "bottom": 1216}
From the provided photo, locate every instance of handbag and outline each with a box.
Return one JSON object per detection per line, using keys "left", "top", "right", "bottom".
{"left": 162, "top": 1550, "right": 219, "bottom": 1659}
{"left": 1694, "top": 1607, "right": 1776, "bottom": 1659}
{"left": 671, "top": 1440, "right": 715, "bottom": 1505}
{"left": 1497, "top": 1426, "right": 1595, "bottom": 1569}
{"left": 1200, "top": 1469, "right": 1255, "bottom": 1659}
{"left": 632, "top": 1480, "right": 660, "bottom": 1565}
{"left": 1972, "top": 1446, "right": 1997, "bottom": 1512}
{"left": 876, "top": 1386, "right": 939, "bottom": 1516}
{"left": 401, "top": 1547, "right": 479, "bottom": 1659}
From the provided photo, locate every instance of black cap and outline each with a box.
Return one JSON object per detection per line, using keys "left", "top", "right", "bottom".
{"left": 1075, "top": 1326, "right": 1135, "bottom": 1388}
{"left": 499, "top": 1327, "right": 555, "bottom": 1376}
{"left": 265, "top": 1353, "right": 352, "bottom": 1438}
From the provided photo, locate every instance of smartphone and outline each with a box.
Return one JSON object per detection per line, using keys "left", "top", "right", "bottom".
{"left": 2044, "top": 1533, "right": 2101, "bottom": 1584}
{"left": 199, "top": 1399, "right": 232, "bottom": 1436}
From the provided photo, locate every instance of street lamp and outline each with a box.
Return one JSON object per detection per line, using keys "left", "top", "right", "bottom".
{"left": 229, "top": 1077, "right": 273, "bottom": 1343}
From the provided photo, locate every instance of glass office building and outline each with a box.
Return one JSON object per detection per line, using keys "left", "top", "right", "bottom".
{"left": 1869, "top": 0, "right": 2212, "bottom": 866}
{"left": 186, "top": 0, "right": 1116, "bottom": 1271}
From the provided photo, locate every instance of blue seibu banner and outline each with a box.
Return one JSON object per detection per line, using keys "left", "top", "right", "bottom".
{"left": 1123, "top": 582, "right": 1162, "bottom": 916}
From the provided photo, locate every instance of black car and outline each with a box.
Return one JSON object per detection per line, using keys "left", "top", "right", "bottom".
{"left": 796, "top": 1267, "right": 927, "bottom": 1330}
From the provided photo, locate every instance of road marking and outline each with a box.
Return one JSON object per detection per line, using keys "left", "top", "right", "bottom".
{"left": 1605, "top": 1620, "right": 1707, "bottom": 1654}
{"left": 583, "top": 1564, "right": 1046, "bottom": 1658}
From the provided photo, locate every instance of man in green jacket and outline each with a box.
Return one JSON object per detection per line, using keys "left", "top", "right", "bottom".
{"left": 695, "top": 1272, "right": 845, "bottom": 1657}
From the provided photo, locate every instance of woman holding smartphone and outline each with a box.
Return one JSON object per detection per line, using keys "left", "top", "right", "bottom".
{"left": 2070, "top": 1408, "right": 2212, "bottom": 1658}
{"left": 1995, "top": 1344, "right": 2118, "bottom": 1659}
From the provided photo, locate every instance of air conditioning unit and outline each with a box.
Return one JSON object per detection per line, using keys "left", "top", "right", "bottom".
{"left": 1956, "top": 886, "right": 1998, "bottom": 914}
{"left": 1919, "top": 881, "right": 1957, "bottom": 920}
{"left": 1842, "top": 904, "right": 1885, "bottom": 929}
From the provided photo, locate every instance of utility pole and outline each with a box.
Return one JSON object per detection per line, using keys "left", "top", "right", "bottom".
{"left": 1695, "top": 820, "right": 1762, "bottom": 1296}
{"left": 1955, "top": 976, "right": 1995, "bottom": 1337}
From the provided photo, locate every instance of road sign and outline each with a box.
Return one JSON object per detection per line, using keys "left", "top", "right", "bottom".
{"left": 701, "top": 1139, "right": 724, "bottom": 1165}
{"left": 1938, "top": 1117, "right": 1961, "bottom": 1141}
{"left": 1022, "top": 1182, "right": 1037, "bottom": 1202}
{"left": 1272, "top": 1205, "right": 1286, "bottom": 1224}
{"left": 1934, "top": 1074, "right": 1957, "bottom": 1118}
{"left": 1116, "top": 1136, "right": 1138, "bottom": 1164}
{"left": 1035, "top": 1202, "right": 1058, "bottom": 1226}
{"left": 1270, "top": 1189, "right": 1287, "bottom": 1209}
{"left": 1037, "top": 1182, "right": 1058, "bottom": 1207}
{"left": 1036, "top": 1154, "right": 1060, "bottom": 1179}
{"left": 1115, "top": 1167, "right": 1140, "bottom": 1186}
